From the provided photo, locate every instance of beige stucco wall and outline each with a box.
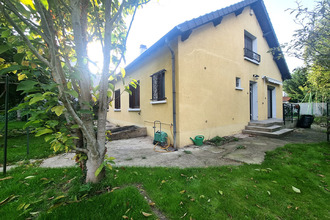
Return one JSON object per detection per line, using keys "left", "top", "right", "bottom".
{"left": 176, "top": 6, "right": 283, "bottom": 147}
{"left": 108, "top": 6, "right": 285, "bottom": 148}
{"left": 107, "top": 40, "right": 178, "bottom": 145}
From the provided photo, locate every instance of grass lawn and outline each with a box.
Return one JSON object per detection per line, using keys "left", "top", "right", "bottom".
{"left": 0, "top": 142, "right": 329, "bottom": 219}
{"left": 0, "top": 121, "right": 57, "bottom": 165}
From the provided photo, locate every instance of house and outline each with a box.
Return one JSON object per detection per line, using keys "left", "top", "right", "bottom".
{"left": 107, "top": 0, "right": 291, "bottom": 148}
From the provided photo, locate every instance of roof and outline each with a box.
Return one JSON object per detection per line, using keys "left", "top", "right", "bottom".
{"left": 126, "top": 0, "right": 291, "bottom": 80}
{"left": 283, "top": 97, "right": 291, "bottom": 102}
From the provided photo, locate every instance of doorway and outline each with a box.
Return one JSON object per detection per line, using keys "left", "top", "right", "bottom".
{"left": 267, "top": 86, "right": 276, "bottom": 118}
{"left": 249, "top": 81, "right": 258, "bottom": 121}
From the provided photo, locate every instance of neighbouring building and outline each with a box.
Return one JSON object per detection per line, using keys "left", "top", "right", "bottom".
{"left": 108, "top": 0, "right": 291, "bottom": 148}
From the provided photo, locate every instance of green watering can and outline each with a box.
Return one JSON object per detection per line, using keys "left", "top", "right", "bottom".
{"left": 190, "top": 135, "right": 204, "bottom": 146}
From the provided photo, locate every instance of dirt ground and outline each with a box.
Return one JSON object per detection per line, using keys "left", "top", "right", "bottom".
{"left": 37, "top": 125, "right": 329, "bottom": 169}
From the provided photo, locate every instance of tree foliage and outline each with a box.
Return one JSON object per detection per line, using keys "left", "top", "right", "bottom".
{"left": 286, "top": 0, "right": 329, "bottom": 101}
{"left": 0, "top": 0, "right": 149, "bottom": 183}
{"left": 283, "top": 67, "right": 310, "bottom": 103}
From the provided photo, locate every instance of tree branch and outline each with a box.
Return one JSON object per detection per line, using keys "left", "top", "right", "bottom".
{"left": 91, "top": 0, "right": 104, "bottom": 49}
{"left": 59, "top": 0, "right": 72, "bottom": 13}
{"left": 1, "top": 5, "right": 51, "bottom": 67}
{"left": 108, "top": 0, "right": 127, "bottom": 29}
{"left": 3, "top": 0, "right": 51, "bottom": 45}
{"left": 74, "top": 147, "right": 89, "bottom": 154}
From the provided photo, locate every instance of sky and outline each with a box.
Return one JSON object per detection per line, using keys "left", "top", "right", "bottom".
{"left": 89, "top": 0, "right": 317, "bottom": 73}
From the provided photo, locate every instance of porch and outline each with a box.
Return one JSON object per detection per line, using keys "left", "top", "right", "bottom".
{"left": 242, "top": 118, "right": 293, "bottom": 137}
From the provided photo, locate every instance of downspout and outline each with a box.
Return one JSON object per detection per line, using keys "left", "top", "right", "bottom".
{"left": 165, "top": 38, "right": 177, "bottom": 150}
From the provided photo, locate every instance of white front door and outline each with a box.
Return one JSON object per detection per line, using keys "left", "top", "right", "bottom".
{"left": 250, "top": 81, "right": 258, "bottom": 121}
{"left": 267, "top": 86, "right": 276, "bottom": 118}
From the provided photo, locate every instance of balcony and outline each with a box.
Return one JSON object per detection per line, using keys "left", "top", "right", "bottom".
{"left": 244, "top": 48, "right": 261, "bottom": 64}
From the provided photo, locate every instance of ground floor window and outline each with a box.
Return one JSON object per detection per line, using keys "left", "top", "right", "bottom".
{"left": 129, "top": 80, "right": 140, "bottom": 109}
{"left": 114, "top": 89, "right": 120, "bottom": 109}
{"left": 151, "top": 69, "right": 166, "bottom": 101}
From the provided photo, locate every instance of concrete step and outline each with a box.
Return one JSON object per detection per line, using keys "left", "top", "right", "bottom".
{"left": 245, "top": 125, "right": 282, "bottom": 132}
{"left": 248, "top": 120, "right": 284, "bottom": 127}
{"left": 242, "top": 128, "right": 293, "bottom": 138}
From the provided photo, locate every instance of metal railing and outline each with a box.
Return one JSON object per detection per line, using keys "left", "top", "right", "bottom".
{"left": 283, "top": 103, "right": 300, "bottom": 125}
{"left": 244, "top": 48, "right": 261, "bottom": 63}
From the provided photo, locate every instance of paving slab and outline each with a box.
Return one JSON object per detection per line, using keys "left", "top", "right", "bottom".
{"left": 3, "top": 126, "right": 327, "bottom": 170}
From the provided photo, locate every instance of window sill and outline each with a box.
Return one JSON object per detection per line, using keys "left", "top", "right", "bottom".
{"left": 150, "top": 100, "right": 167, "bottom": 105}
{"left": 235, "top": 87, "right": 244, "bottom": 91}
{"left": 114, "top": 109, "right": 121, "bottom": 112}
{"left": 244, "top": 56, "right": 260, "bottom": 65}
{"left": 128, "top": 108, "right": 141, "bottom": 112}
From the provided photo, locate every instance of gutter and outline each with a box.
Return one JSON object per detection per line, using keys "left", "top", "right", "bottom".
{"left": 165, "top": 38, "right": 177, "bottom": 150}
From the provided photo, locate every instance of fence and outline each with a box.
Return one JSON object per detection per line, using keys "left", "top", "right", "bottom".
{"left": 298, "top": 103, "right": 328, "bottom": 116}
{"left": 283, "top": 103, "right": 300, "bottom": 125}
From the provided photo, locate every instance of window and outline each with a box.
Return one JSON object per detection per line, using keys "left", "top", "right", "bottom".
{"left": 244, "top": 30, "right": 260, "bottom": 64}
{"left": 151, "top": 69, "right": 166, "bottom": 102}
{"left": 114, "top": 89, "right": 120, "bottom": 110}
{"left": 235, "top": 77, "right": 243, "bottom": 90}
{"left": 129, "top": 80, "right": 140, "bottom": 109}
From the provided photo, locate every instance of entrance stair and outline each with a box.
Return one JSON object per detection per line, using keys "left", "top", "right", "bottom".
{"left": 243, "top": 119, "right": 293, "bottom": 138}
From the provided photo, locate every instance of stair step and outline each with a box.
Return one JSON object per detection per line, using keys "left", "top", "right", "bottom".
{"left": 245, "top": 125, "right": 282, "bottom": 132}
{"left": 242, "top": 128, "right": 293, "bottom": 138}
{"left": 248, "top": 121, "right": 284, "bottom": 127}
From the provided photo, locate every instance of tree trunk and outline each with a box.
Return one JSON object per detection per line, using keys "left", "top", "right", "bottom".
{"left": 85, "top": 150, "right": 105, "bottom": 183}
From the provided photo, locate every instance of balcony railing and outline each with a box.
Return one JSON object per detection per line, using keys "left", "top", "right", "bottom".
{"left": 244, "top": 48, "right": 261, "bottom": 63}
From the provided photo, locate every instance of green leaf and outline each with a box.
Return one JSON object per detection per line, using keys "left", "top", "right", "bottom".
{"left": 107, "top": 91, "right": 112, "bottom": 98}
{"left": 17, "top": 203, "right": 26, "bottom": 210}
{"left": 67, "top": 81, "right": 72, "bottom": 89}
{"left": 65, "top": 90, "right": 78, "bottom": 98}
{"left": 44, "top": 135, "right": 54, "bottom": 142}
{"left": 0, "top": 44, "right": 11, "bottom": 54}
{"left": 16, "top": 80, "right": 38, "bottom": 91}
{"left": 0, "top": 65, "right": 23, "bottom": 76}
{"left": 95, "top": 164, "right": 104, "bottom": 177}
{"left": 51, "top": 106, "right": 65, "bottom": 116}
{"left": 20, "top": 0, "right": 36, "bottom": 10}
{"left": 43, "top": 92, "right": 56, "bottom": 97}
{"left": 54, "top": 195, "right": 65, "bottom": 201}
{"left": 108, "top": 83, "right": 114, "bottom": 91}
{"left": 1, "top": 29, "right": 11, "bottom": 38}
{"left": 46, "top": 120, "right": 59, "bottom": 128}
{"left": 71, "top": 124, "right": 79, "bottom": 129}
{"left": 40, "top": 0, "right": 49, "bottom": 10}
{"left": 35, "top": 128, "right": 53, "bottom": 137}
{"left": 292, "top": 186, "right": 301, "bottom": 193}
{"left": 106, "top": 164, "right": 113, "bottom": 170}
{"left": 29, "top": 93, "right": 44, "bottom": 105}
{"left": 13, "top": 53, "right": 25, "bottom": 64}
{"left": 121, "top": 68, "right": 126, "bottom": 78}
{"left": 23, "top": 120, "right": 41, "bottom": 129}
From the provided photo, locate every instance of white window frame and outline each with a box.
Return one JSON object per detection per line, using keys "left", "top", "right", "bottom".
{"left": 235, "top": 77, "right": 243, "bottom": 90}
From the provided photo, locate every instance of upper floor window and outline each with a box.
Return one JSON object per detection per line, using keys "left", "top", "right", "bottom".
{"left": 129, "top": 80, "right": 140, "bottom": 109}
{"left": 151, "top": 69, "right": 166, "bottom": 101}
{"left": 244, "top": 30, "right": 260, "bottom": 64}
{"left": 114, "top": 89, "right": 120, "bottom": 110}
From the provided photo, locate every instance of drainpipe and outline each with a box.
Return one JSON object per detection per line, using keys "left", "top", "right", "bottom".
{"left": 165, "top": 38, "right": 177, "bottom": 150}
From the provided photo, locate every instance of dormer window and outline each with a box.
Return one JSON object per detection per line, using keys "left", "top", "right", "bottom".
{"left": 244, "top": 30, "right": 260, "bottom": 64}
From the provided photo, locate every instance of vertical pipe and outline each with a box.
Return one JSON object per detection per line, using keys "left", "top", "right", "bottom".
{"left": 166, "top": 39, "right": 177, "bottom": 150}
{"left": 283, "top": 103, "right": 285, "bottom": 125}
{"left": 3, "top": 74, "right": 9, "bottom": 175}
